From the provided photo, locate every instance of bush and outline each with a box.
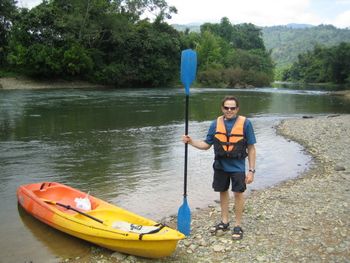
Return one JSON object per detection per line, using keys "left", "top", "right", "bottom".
{"left": 197, "top": 66, "right": 273, "bottom": 88}
{"left": 245, "top": 70, "right": 271, "bottom": 86}
{"left": 93, "top": 63, "right": 126, "bottom": 86}
{"left": 63, "top": 44, "right": 93, "bottom": 76}
{"left": 222, "top": 67, "right": 246, "bottom": 86}
{"left": 197, "top": 68, "right": 224, "bottom": 87}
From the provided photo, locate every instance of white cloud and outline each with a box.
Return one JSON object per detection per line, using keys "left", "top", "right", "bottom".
{"left": 17, "top": 0, "right": 42, "bottom": 9}
{"left": 167, "top": 0, "right": 350, "bottom": 28}
{"left": 230, "top": 0, "right": 312, "bottom": 26}
{"left": 336, "top": 0, "right": 350, "bottom": 3}
{"left": 167, "top": 0, "right": 314, "bottom": 25}
{"left": 334, "top": 10, "right": 350, "bottom": 28}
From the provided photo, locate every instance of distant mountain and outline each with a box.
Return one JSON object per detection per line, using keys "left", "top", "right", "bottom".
{"left": 171, "top": 23, "right": 315, "bottom": 32}
{"left": 285, "top": 23, "right": 314, "bottom": 29}
{"left": 171, "top": 23, "right": 200, "bottom": 32}
{"left": 262, "top": 24, "right": 350, "bottom": 68}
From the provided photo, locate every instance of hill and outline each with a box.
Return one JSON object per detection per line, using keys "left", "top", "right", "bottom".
{"left": 262, "top": 24, "right": 350, "bottom": 68}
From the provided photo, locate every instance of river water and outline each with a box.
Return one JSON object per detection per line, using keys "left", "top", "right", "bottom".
{"left": 1, "top": 86, "right": 349, "bottom": 262}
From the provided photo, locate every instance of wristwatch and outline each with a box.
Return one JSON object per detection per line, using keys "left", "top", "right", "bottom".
{"left": 248, "top": 169, "right": 256, "bottom": 174}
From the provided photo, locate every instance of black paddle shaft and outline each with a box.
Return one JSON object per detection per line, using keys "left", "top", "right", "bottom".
{"left": 184, "top": 94, "right": 189, "bottom": 197}
{"left": 55, "top": 202, "right": 104, "bottom": 224}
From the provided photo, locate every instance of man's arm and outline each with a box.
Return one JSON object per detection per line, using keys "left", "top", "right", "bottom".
{"left": 182, "top": 135, "right": 212, "bottom": 150}
{"left": 246, "top": 144, "right": 256, "bottom": 184}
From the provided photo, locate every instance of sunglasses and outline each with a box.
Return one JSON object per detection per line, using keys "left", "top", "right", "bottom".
{"left": 223, "top": 106, "right": 237, "bottom": 111}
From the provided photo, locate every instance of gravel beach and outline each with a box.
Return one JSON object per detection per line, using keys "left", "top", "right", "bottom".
{"left": 63, "top": 114, "right": 349, "bottom": 263}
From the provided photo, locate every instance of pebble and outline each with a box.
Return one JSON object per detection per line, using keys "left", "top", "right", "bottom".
{"left": 335, "top": 165, "right": 346, "bottom": 171}
{"left": 213, "top": 245, "right": 225, "bottom": 252}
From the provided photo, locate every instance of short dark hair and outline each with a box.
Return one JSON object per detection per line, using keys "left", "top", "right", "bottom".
{"left": 221, "top": 96, "right": 239, "bottom": 108}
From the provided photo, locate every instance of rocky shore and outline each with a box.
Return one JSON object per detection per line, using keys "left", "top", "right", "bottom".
{"left": 63, "top": 114, "right": 349, "bottom": 263}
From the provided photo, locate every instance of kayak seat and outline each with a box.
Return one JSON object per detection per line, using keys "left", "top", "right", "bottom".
{"left": 34, "top": 186, "right": 99, "bottom": 210}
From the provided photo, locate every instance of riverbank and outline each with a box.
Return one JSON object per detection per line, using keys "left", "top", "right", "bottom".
{"left": 332, "top": 90, "right": 350, "bottom": 100}
{"left": 62, "top": 114, "right": 349, "bottom": 262}
{"left": 0, "top": 77, "right": 106, "bottom": 90}
{"left": 2, "top": 77, "right": 350, "bottom": 99}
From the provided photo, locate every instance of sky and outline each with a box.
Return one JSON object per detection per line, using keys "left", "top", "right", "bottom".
{"left": 17, "top": 0, "right": 350, "bottom": 28}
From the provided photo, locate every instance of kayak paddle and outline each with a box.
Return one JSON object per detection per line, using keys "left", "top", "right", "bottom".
{"left": 177, "top": 49, "right": 197, "bottom": 236}
{"left": 43, "top": 199, "right": 104, "bottom": 224}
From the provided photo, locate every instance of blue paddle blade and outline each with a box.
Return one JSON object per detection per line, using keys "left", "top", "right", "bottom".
{"left": 177, "top": 197, "right": 191, "bottom": 236}
{"left": 181, "top": 49, "right": 197, "bottom": 95}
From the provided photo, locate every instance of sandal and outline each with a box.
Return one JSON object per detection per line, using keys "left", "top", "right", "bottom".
{"left": 232, "top": 226, "right": 244, "bottom": 240}
{"left": 210, "top": 221, "right": 230, "bottom": 235}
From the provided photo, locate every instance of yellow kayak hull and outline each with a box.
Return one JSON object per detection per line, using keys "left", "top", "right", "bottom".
{"left": 17, "top": 182, "right": 185, "bottom": 258}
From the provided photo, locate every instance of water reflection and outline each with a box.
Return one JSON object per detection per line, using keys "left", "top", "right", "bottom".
{"left": 17, "top": 204, "right": 90, "bottom": 262}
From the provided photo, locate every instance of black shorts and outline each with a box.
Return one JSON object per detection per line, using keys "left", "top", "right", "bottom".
{"left": 212, "top": 170, "right": 246, "bottom": 193}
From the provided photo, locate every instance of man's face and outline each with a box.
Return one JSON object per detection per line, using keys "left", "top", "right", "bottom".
{"left": 221, "top": 100, "right": 239, "bottom": 120}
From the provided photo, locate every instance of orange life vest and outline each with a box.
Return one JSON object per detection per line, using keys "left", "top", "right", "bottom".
{"left": 213, "top": 115, "right": 248, "bottom": 159}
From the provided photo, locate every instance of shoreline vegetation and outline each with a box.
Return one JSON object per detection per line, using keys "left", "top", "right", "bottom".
{"left": 58, "top": 114, "right": 350, "bottom": 262}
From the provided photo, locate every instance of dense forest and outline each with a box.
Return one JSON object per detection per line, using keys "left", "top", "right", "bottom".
{"left": 282, "top": 42, "right": 350, "bottom": 84}
{"left": 0, "top": 0, "right": 272, "bottom": 88}
{"left": 1, "top": 0, "right": 181, "bottom": 87}
{"left": 1, "top": 0, "right": 349, "bottom": 87}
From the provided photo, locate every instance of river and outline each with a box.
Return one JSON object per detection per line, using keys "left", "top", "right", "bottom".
{"left": 0, "top": 86, "right": 349, "bottom": 262}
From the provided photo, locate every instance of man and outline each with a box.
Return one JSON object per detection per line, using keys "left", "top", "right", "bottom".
{"left": 182, "top": 95, "right": 256, "bottom": 240}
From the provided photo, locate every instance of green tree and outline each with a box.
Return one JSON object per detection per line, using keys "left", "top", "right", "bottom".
{"left": 6, "top": 1, "right": 95, "bottom": 77}
{"left": 179, "top": 30, "right": 200, "bottom": 50}
{"left": 331, "top": 42, "right": 350, "bottom": 83}
{"left": 197, "top": 18, "right": 274, "bottom": 87}
{"left": 0, "top": 0, "right": 18, "bottom": 66}
{"left": 201, "top": 18, "right": 265, "bottom": 50}
{"left": 231, "top": 23, "right": 265, "bottom": 50}
{"left": 6, "top": 0, "right": 179, "bottom": 86}
{"left": 120, "top": 0, "right": 177, "bottom": 21}
{"left": 63, "top": 43, "right": 94, "bottom": 76}
{"left": 196, "top": 31, "right": 223, "bottom": 70}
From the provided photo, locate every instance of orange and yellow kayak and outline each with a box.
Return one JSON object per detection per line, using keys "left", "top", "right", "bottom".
{"left": 17, "top": 182, "right": 185, "bottom": 258}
